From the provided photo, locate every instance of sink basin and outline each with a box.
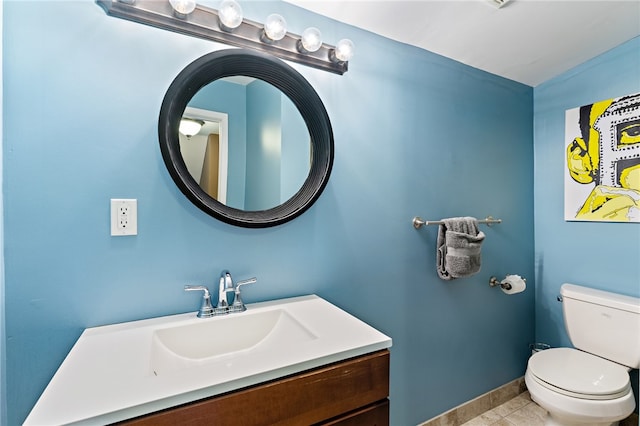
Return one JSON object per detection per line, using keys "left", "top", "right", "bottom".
{"left": 24, "top": 295, "right": 391, "bottom": 426}
{"left": 151, "top": 308, "right": 317, "bottom": 374}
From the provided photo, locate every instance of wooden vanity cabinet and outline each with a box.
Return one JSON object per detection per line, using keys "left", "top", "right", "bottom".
{"left": 118, "top": 349, "right": 390, "bottom": 426}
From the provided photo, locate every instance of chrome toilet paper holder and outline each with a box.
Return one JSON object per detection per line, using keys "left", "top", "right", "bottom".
{"left": 489, "top": 276, "right": 511, "bottom": 290}
{"left": 489, "top": 275, "right": 526, "bottom": 290}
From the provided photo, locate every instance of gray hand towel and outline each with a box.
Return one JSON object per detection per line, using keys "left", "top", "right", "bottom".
{"left": 436, "top": 217, "right": 485, "bottom": 280}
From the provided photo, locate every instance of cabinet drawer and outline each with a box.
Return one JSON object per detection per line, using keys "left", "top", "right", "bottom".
{"left": 319, "top": 400, "right": 389, "bottom": 426}
{"left": 119, "top": 350, "right": 390, "bottom": 426}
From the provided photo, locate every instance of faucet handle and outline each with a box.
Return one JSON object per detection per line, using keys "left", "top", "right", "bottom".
{"left": 184, "top": 285, "right": 210, "bottom": 296}
{"left": 236, "top": 277, "right": 257, "bottom": 288}
{"left": 231, "top": 277, "right": 257, "bottom": 312}
{"left": 184, "top": 285, "right": 215, "bottom": 318}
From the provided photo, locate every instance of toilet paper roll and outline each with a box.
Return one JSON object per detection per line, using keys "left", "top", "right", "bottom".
{"left": 501, "top": 274, "right": 526, "bottom": 295}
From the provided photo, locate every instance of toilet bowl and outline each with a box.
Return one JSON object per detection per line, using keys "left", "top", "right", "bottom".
{"left": 525, "top": 284, "right": 639, "bottom": 426}
{"left": 525, "top": 348, "right": 635, "bottom": 426}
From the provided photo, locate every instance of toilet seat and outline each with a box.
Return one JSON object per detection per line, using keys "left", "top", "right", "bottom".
{"left": 528, "top": 348, "right": 631, "bottom": 400}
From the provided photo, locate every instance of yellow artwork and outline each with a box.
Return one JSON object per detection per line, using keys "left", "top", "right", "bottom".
{"left": 565, "top": 93, "right": 640, "bottom": 222}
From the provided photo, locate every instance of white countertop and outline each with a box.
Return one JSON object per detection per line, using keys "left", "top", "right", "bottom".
{"left": 24, "top": 295, "right": 392, "bottom": 425}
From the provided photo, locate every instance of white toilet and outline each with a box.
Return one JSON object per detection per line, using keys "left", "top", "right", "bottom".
{"left": 525, "top": 283, "right": 639, "bottom": 426}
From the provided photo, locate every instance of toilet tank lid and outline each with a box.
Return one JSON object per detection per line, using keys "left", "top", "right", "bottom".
{"left": 561, "top": 283, "right": 640, "bottom": 314}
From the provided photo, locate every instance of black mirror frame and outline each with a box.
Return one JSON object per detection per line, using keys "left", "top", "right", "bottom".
{"left": 159, "top": 49, "right": 334, "bottom": 228}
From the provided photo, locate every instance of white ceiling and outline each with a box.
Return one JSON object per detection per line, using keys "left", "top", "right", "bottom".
{"left": 285, "top": 0, "right": 640, "bottom": 87}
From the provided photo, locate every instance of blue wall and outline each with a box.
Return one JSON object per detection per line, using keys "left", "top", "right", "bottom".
{"left": 245, "top": 79, "right": 282, "bottom": 210}
{"left": 280, "top": 92, "right": 309, "bottom": 202}
{"left": 3, "top": 1, "right": 534, "bottom": 425}
{"left": 245, "top": 80, "right": 308, "bottom": 209}
{"left": 533, "top": 35, "right": 640, "bottom": 346}
{"left": 533, "top": 36, "right": 640, "bottom": 410}
{"left": 0, "top": 2, "right": 5, "bottom": 424}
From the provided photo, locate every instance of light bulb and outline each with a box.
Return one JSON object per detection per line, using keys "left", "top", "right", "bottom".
{"left": 169, "top": 0, "right": 196, "bottom": 18}
{"left": 333, "top": 38, "right": 354, "bottom": 62}
{"left": 218, "top": 0, "right": 243, "bottom": 31}
{"left": 263, "top": 14, "right": 287, "bottom": 41}
{"left": 179, "top": 119, "right": 203, "bottom": 137}
{"left": 299, "top": 27, "right": 322, "bottom": 53}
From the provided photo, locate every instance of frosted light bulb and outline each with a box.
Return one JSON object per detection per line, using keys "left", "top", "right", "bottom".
{"left": 264, "top": 14, "right": 287, "bottom": 41}
{"left": 334, "top": 38, "right": 354, "bottom": 62}
{"left": 300, "top": 27, "right": 322, "bottom": 52}
{"left": 218, "top": 0, "right": 243, "bottom": 31}
{"left": 169, "top": 0, "right": 196, "bottom": 17}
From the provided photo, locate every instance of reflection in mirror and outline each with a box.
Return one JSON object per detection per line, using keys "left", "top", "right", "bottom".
{"left": 182, "top": 77, "right": 310, "bottom": 212}
{"left": 180, "top": 107, "right": 229, "bottom": 204}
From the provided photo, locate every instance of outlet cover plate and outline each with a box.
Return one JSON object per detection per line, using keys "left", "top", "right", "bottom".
{"left": 111, "top": 199, "right": 137, "bottom": 236}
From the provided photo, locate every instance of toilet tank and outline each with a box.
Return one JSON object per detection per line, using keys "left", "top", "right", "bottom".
{"left": 561, "top": 283, "right": 640, "bottom": 368}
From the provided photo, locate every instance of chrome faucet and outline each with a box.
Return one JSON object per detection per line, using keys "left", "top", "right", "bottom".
{"left": 216, "top": 270, "right": 236, "bottom": 314}
{"left": 219, "top": 270, "right": 257, "bottom": 313}
{"left": 184, "top": 271, "right": 257, "bottom": 318}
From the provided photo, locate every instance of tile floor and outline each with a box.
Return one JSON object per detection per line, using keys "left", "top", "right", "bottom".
{"left": 460, "top": 392, "right": 640, "bottom": 426}
{"left": 460, "top": 391, "right": 546, "bottom": 426}
{"left": 421, "top": 377, "right": 639, "bottom": 426}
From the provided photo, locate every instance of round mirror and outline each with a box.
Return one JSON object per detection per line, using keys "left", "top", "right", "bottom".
{"left": 159, "top": 49, "right": 334, "bottom": 228}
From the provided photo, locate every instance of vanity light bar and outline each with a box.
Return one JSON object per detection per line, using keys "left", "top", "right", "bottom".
{"left": 96, "top": 0, "right": 349, "bottom": 75}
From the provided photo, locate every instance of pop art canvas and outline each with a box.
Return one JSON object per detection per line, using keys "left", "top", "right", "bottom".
{"left": 564, "top": 93, "right": 640, "bottom": 222}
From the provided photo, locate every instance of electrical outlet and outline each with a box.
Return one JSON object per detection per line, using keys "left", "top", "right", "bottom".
{"left": 111, "top": 199, "right": 137, "bottom": 236}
